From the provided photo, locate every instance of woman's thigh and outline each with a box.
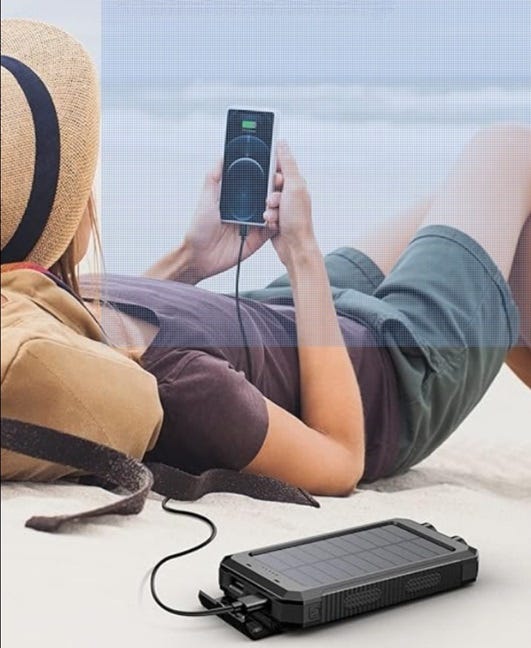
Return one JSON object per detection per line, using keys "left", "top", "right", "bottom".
{"left": 345, "top": 197, "right": 433, "bottom": 276}
{"left": 420, "top": 124, "right": 531, "bottom": 281}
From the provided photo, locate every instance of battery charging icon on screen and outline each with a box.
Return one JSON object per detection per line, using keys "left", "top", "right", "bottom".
{"left": 242, "top": 120, "right": 257, "bottom": 130}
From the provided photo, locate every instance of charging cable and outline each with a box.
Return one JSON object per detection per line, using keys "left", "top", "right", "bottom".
{"left": 149, "top": 499, "right": 268, "bottom": 618}
{"left": 150, "top": 499, "right": 243, "bottom": 617}
{"left": 149, "top": 222, "right": 259, "bottom": 619}
{"left": 236, "top": 224, "right": 253, "bottom": 380}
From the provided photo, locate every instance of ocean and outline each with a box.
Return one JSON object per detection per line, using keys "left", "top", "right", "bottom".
{"left": 96, "top": 81, "right": 530, "bottom": 293}
{"left": 88, "top": 0, "right": 530, "bottom": 292}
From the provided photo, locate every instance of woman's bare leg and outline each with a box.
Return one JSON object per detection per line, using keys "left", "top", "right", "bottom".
{"left": 363, "top": 204, "right": 531, "bottom": 388}
{"left": 347, "top": 124, "right": 531, "bottom": 386}
{"left": 353, "top": 197, "right": 530, "bottom": 349}
{"left": 350, "top": 125, "right": 530, "bottom": 280}
{"left": 420, "top": 123, "right": 531, "bottom": 390}
{"left": 419, "top": 123, "right": 531, "bottom": 281}
{"left": 349, "top": 196, "right": 434, "bottom": 276}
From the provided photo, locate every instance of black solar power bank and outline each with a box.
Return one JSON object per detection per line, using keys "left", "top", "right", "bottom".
{"left": 199, "top": 518, "right": 478, "bottom": 639}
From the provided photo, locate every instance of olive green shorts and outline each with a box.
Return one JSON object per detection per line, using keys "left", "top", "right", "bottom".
{"left": 240, "top": 224, "right": 520, "bottom": 475}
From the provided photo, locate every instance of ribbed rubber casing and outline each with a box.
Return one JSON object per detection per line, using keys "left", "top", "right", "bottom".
{"left": 314, "top": 564, "right": 460, "bottom": 625}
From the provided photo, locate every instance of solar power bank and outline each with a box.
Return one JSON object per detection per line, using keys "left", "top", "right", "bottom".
{"left": 199, "top": 518, "right": 478, "bottom": 639}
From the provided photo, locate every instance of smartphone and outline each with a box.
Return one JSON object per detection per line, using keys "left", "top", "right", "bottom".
{"left": 219, "top": 107, "right": 277, "bottom": 227}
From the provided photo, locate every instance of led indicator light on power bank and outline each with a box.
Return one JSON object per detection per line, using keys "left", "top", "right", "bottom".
{"left": 242, "top": 120, "right": 256, "bottom": 130}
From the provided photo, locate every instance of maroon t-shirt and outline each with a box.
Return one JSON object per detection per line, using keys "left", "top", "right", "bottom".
{"left": 79, "top": 274, "right": 401, "bottom": 482}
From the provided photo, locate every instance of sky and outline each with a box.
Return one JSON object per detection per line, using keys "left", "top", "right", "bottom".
{"left": 3, "top": 1, "right": 530, "bottom": 280}
{"left": 3, "top": 1, "right": 530, "bottom": 84}
{"left": 103, "top": 0, "right": 531, "bottom": 85}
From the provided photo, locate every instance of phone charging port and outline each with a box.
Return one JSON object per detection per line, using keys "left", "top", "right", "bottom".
{"left": 227, "top": 580, "right": 245, "bottom": 598}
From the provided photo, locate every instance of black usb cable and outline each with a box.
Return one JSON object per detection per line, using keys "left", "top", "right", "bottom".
{"left": 149, "top": 499, "right": 267, "bottom": 618}
{"left": 149, "top": 222, "right": 259, "bottom": 619}
{"left": 235, "top": 224, "right": 253, "bottom": 380}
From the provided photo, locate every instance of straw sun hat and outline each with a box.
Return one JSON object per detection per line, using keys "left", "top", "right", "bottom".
{"left": 1, "top": 19, "right": 99, "bottom": 268}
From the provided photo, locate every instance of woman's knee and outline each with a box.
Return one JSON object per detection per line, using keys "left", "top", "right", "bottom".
{"left": 462, "top": 123, "right": 531, "bottom": 203}
{"left": 468, "top": 122, "right": 531, "bottom": 153}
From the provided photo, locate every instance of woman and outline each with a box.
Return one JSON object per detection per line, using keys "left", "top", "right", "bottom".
{"left": 2, "top": 20, "right": 529, "bottom": 498}
{"left": 78, "top": 130, "right": 531, "bottom": 498}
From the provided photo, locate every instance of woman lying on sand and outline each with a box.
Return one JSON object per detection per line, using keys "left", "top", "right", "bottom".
{"left": 2, "top": 20, "right": 529, "bottom": 498}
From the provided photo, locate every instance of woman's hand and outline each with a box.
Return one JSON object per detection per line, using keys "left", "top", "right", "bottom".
{"left": 183, "top": 159, "right": 282, "bottom": 280}
{"left": 262, "top": 140, "right": 317, "bottom": 267}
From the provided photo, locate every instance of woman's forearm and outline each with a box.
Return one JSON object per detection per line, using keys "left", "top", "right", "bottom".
{"left": 286, "top": 241, "right": 366, "bottom": 477}
{"left": 143, "top": 241, "right": 204, "bottom": 284}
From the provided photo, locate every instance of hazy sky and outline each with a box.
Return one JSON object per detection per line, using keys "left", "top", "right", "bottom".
{"left": 104, "top": 0, "right": 530, "bottom": 84}
{"left": 3, "top": 1, "right": 530, "bottom": 84}
{"left": 3, "top": 1, "right": 529, "bottom": 280}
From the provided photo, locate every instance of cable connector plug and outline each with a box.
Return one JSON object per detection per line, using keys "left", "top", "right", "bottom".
{"left": 239, "top": 224, "right": 248, "bottom": 239}
{"left": 232, "top": 594, "right": 269, "bottom": 614}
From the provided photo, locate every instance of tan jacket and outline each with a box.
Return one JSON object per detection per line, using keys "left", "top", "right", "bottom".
{"left": 1, "top": 269, "right": 164, "bottom": 481}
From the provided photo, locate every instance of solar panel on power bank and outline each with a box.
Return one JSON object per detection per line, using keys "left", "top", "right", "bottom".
{"left": 252, "top": 522, "right": 454, "bottom": 587}
{"left": 200, "top": 518, "right": 478, "bottom": 639}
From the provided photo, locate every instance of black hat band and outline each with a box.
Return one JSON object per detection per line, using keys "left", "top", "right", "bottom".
{"left": 1, "top": 55, "right": 60, "bottom": 264}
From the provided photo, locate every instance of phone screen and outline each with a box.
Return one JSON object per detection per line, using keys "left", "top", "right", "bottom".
{"left": 220, "top": 109, "right": 274, "bottom": 225}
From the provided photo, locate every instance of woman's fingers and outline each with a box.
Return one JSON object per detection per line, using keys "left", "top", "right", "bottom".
{"left": 266, "top": 191, "right": 282, "bottom": 209}
{"left": 276, "top": 140, "right": 300, "bottom": 180}
{"left": 275, "top": 172, "right": 284, "bottom": 190}
{"left": 205, "top": 158, "right": 223, "bottom": 185}
{"left": 203, "top": 159, "right": 223, "bottom": 203}
{"left": 263, "top": 207, "right": 278, "bottom": 221}
{"left": 265, "top": 191, "right": 281, "bottom": 231}
{"left": 213, "top": 158, "right": 223, "bottom": 182}
{"left": 263, "top": 207, "right": 279, "bottom": 231}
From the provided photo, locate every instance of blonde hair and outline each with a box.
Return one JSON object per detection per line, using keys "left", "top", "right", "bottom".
{"left": 48, "top": 192, "right": 145, "bottom": 367}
